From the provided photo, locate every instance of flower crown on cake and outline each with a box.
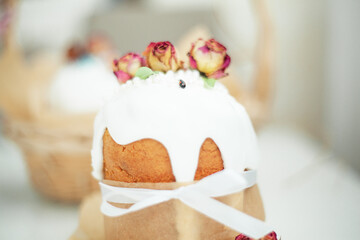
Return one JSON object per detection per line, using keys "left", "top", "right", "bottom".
{"left": 112, "top": 39, "right": 231, "bottom": 88}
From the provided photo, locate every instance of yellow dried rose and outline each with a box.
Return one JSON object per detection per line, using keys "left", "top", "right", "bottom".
{"left": 143, "top": 41, "right": 182, "bottom": 72}
{"left": 188, "top": 38, "right": 231, "bottom": 79}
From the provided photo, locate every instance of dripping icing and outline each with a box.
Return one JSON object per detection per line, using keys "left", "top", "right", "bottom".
{"left": 91, "top": 70, "right": 259, "bottom": 182}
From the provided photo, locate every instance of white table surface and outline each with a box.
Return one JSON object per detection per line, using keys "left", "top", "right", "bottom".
{"left": 258, "top": 125, "right": 360, "bottom": 239}
{"left": 0, "top": 123, "right": 359, "bottom": 240}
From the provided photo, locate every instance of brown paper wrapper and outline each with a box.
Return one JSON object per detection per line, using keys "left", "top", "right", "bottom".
{"left": 70, "top": 192, "right": 105, "bottom": 240}
{"left": 70, "top": 186, "right": 264, "bottom": 240}
{"left": 102, "top": 180, "right": 265, "bottom": 240}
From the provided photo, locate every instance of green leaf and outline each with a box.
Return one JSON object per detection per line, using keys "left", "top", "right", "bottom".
{"left": 135, "top": 67, "right": 154, "bottom": 79}
{"left": 203, "top": 77, "right": 216, "bottom": 88}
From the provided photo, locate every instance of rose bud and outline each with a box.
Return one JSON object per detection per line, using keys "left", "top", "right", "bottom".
{"left": 143, "top": 41, "right": 182, "bottom": 72}
{"left": 188, "top": 38, "right": 231, "bottom": 79}
{"left": 113, "top": 53, "right": 146, "bottom": 83}
{"left": 235, "top": 234, "right": 251, "bottom": 240}
{"left": 235, "top": 231, "right": 279, "bottom": 240}
{"left": 261, "top": 231, "right": 278, "bottom": 240}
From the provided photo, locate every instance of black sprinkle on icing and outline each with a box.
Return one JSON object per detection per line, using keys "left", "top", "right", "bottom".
{"left": 179, "top": 79, "right": 186, "bottom": 89}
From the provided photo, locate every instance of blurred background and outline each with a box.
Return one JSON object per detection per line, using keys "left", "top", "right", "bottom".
{"left": 0, "top": 0, "right": 359, "bottom": 239}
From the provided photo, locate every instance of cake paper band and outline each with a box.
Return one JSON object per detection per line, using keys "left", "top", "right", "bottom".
{"left": 100, "top": 169, "right": 272, "bottom": 239}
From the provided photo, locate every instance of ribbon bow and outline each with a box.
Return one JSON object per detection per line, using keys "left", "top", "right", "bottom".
{"left": 100, "top": 169, "right": 272, "bottom": 239}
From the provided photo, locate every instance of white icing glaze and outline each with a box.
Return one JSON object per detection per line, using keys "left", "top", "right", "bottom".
{"left": 91, "top": 70, "right": 259, "bottom": 182}
{"left": 48, "top": 56, "right": 119, "bottom": 113}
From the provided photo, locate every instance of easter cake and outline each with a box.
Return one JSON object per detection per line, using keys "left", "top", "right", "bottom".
{"left": 90, "top": 39, "right": 270, "bottom": 240}
{"left": 91, "top": 40, "right": 259, "bottom": 183}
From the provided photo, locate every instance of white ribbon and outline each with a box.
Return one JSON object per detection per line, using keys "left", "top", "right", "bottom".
{"left": 100, "top": 169, "right": 272, "bottom": 239}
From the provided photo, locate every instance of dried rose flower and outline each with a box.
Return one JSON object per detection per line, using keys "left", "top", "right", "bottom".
{"left": 143, "top": 41, "right": 182, "bottom": 72}
{"left": 262, "top": 231, "right": 278, "bottom": 240}
{"left": 235, "top": 231, "right": 278, "bottom": 240}
{"left": 113, "top": 53, "right": 146, "bottom": 83}
{"left": 235, "top": 234, "right": 251, "bottom": 240}
{"left": 188, "top": 38, "right": 231, "bottom": 79}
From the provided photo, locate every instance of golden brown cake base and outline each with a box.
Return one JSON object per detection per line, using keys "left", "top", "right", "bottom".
{"left": 102, "top": 129, "right": 224, "bottom": 182}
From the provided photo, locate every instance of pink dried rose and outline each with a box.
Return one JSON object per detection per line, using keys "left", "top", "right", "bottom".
{"left": 113, "top": 53, "right": 146, "bottom": 83}
{"left": 235, "top": 232, "right": 278, "bottom": 240}
{"left": 143, "top": 41, "right": 183, "bottom": 72}
{"left": 188, "top": 38, "right": 231, "bottom": 79}
{"left": 235, "top": 233, "right": 251, "bottom": 240}
{"left": 262, "top": 231, "right": 278, "bottom": 240}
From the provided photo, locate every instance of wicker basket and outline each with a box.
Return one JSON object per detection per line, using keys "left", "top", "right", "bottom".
{"left": 0, "top": 36, "right": 99, "bottom": 202}
{"left": 2, "top": 112, "right": 99, "bottom": 202}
